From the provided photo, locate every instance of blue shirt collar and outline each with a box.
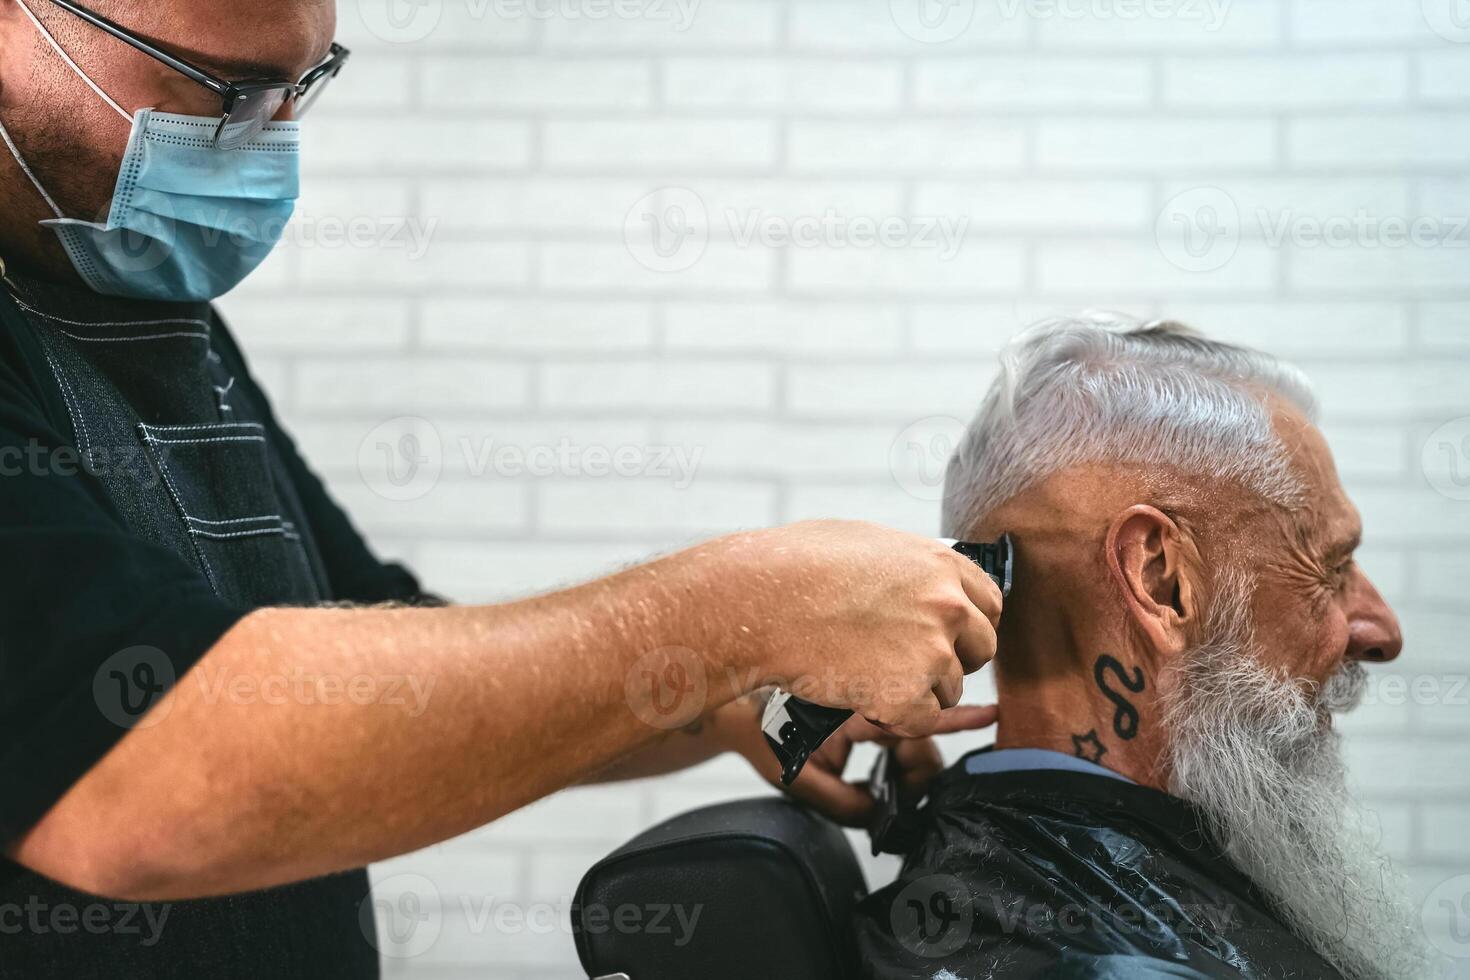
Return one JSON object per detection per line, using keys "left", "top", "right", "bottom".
{"left": 963, "top": 747, "right": 1135, "bottom": 784}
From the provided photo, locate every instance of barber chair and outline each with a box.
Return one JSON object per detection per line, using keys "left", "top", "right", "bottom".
{"left": 573, "top": 797, "right": 869, "bottom": 980}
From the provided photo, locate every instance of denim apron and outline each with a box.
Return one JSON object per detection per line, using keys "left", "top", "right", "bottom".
{"left": 0, "top": 271, "right": 379, "bottom": 979}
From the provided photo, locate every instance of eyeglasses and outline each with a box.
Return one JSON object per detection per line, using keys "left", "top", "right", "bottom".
{"left": 44, "top": 0, "right": 349, "bottom": 149}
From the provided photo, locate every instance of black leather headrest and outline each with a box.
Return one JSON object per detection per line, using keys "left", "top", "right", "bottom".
{"left": 573, "top": 796, "right": 868, "bottom": 980}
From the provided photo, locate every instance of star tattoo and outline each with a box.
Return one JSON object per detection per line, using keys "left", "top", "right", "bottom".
{"left": 1071, "top": 729, "right": 1107, "bottom": 764}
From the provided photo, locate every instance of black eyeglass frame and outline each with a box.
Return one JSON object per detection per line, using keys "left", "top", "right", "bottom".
{"left": 44, "top": 0, "right": 349, "bottom": 147}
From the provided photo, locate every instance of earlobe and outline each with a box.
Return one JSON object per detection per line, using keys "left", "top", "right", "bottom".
{"left": 1106, "top": 505, "right": 1193, "bottom": 658}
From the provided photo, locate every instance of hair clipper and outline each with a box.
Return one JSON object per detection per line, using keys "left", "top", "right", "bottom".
{"left": 761, "top": 533, "right": 1013, "bottom": 786}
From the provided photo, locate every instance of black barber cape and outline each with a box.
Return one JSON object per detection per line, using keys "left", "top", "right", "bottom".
{"left": 853, "top": 752, "right": 1343, "bottom": 980}
{"left": 0, "top": 269, "right": 427, "bottom": 979}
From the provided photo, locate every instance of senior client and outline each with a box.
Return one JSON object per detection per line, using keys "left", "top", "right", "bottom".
{"left": 854, "top": 318, "right": 1427, "bottom": 980}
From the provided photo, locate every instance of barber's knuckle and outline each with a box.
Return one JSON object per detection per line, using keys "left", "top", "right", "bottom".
{"left": 927, "top": 645, "right": 957, "bottom": 677}
{"left": 930, "top": 588, "right": 971, "bottom": 626}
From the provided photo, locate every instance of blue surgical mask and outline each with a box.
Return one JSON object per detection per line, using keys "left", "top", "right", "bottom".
{"left": 0, "top": 0, "right": 299, "bottom": 303}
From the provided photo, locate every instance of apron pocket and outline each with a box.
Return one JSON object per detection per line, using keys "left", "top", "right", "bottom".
{"left": 138, "top": 421, "right": 322, "bottom": 605}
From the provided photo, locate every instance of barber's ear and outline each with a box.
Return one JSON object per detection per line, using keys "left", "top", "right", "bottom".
{"left": 1105, "top": 505, "right": 1197, "bottom": 658}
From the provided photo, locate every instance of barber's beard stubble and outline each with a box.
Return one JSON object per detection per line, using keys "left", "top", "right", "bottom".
{"left": 1160, "top": 569, "right": 1429, "bottom": 980}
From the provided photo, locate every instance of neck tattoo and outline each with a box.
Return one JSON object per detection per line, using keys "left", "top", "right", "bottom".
{"left": 1093, "top": 653, "right": 1146, "bottom": 740}
{"left": 1071, "top": 728, "right": 1107, "bottom": 763}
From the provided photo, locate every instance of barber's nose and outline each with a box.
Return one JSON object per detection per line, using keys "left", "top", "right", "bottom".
{"left": 1344, "top": 571, "right": 1403, "bottom": 664}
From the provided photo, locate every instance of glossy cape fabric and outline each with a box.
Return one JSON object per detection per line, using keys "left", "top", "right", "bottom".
{"left": 853, "top": 757, "right": 1342, "bottom": 980}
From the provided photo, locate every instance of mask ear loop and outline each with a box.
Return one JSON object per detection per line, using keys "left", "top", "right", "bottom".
{"left": 0, "top": 0, "right": 137, "bottom": 219}
{"left": 12, "top": 0, "right": 133, "bottom": 123}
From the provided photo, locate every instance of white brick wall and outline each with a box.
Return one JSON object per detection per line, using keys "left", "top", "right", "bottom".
{"left": 217, "top": 1, "right": 1470, "bottom": 975}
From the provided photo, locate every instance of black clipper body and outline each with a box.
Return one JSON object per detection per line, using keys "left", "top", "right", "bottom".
{"left": 761, "top": 533, "right": 1014, "bottom": 786}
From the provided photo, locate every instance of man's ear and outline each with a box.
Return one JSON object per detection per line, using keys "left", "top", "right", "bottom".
{"left": 1105, "top": 505, "right": 1197, "bottom": 658}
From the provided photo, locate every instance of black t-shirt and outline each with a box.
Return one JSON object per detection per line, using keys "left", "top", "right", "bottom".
{"left": 0, "top": 273, "right": 427, "bottom": 978}
{"left": 0, "top": 283, "right": 423, "bottom": 843}
{"left": 853, "top": 754, "right": 1343, "bottom": 979}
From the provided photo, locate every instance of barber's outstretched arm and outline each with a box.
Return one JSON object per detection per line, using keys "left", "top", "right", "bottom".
{"left": 8, "top": 520, "right": 1000, "bottom": 902}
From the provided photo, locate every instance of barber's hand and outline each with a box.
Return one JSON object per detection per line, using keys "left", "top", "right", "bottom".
{"left": 717, "top": 697, "right": 998, "bottom": 827}
{"left": 713, "top": 520, "right": 1002, "bottom": 738}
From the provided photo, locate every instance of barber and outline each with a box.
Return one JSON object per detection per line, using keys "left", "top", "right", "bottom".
{"left": 0, "top": 1, "right": 1001, "bottom": 975}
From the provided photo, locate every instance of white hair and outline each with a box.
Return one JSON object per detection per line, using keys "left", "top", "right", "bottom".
{"left": 941, "top": 313, "right": 1320, "bottom": 536}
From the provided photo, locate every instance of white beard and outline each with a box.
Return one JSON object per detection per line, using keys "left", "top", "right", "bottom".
{"left": 1160, "top": 569, "right": 1429, "bottom": 980}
